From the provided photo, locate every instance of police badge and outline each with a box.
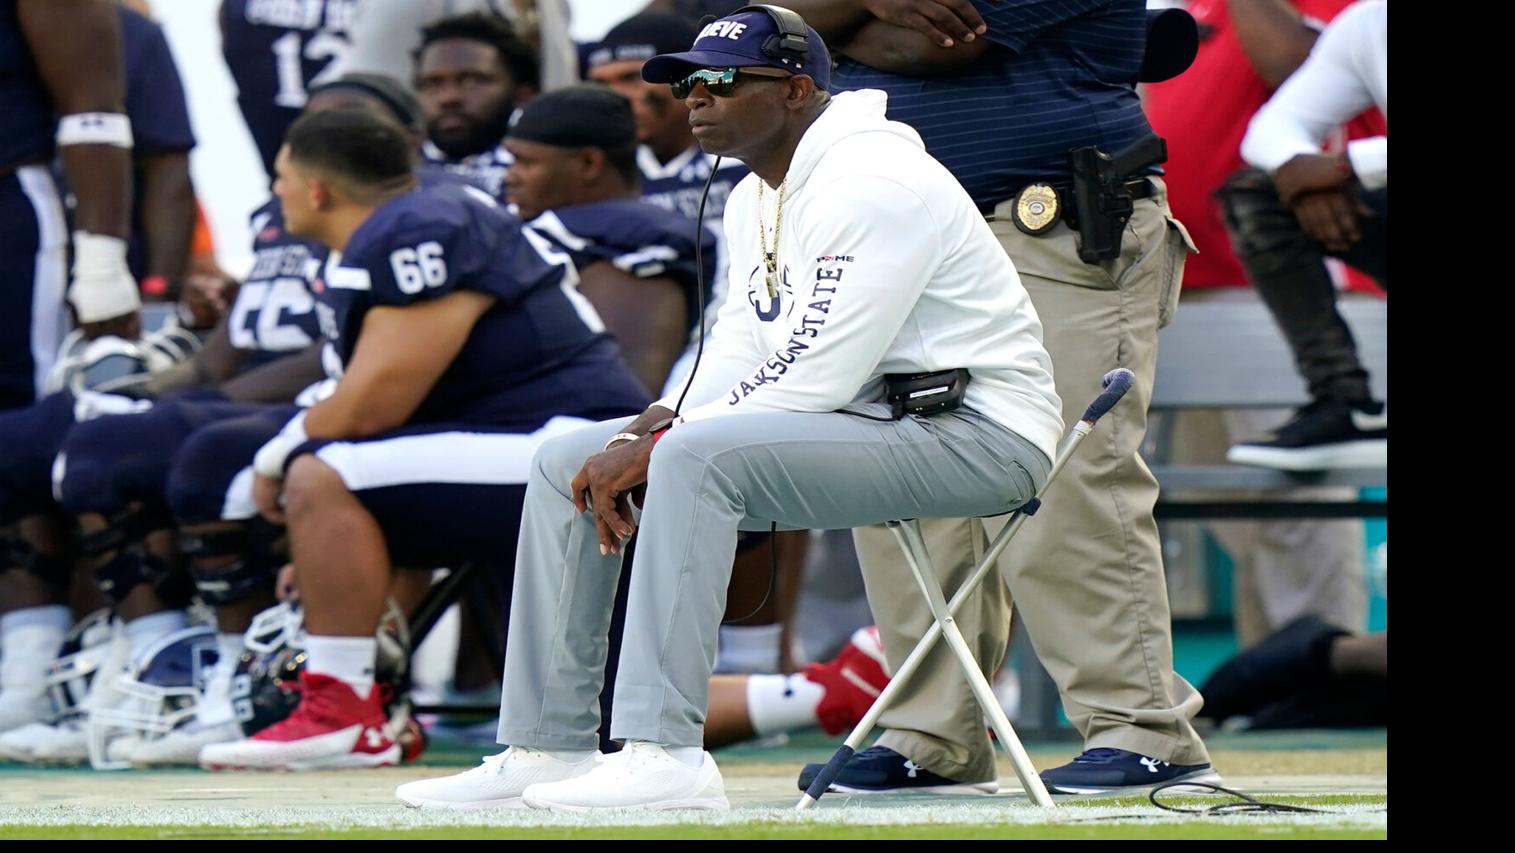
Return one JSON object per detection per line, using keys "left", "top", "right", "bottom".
{"left": 1011, "top": 183, "right": 1061, "bottom": 236}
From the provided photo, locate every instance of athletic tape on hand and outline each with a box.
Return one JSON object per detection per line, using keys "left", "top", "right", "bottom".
{"left": 68, "top": 232, "right": 140, "bottom": 323}
{"left": 252, "top": 411, "right": 310, "bottom": 480}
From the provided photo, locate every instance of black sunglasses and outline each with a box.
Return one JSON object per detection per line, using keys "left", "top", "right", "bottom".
{"left": 670, "top": 66, "right": 793, "bottom": 99}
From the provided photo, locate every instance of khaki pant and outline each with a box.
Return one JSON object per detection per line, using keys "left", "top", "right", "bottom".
{"left": 852, "top": 180, "right": 1211, "bottom": 782}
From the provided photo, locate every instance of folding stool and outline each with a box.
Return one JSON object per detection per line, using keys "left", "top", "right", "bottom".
{"left": 797, "top": 369, "right": 1136, "bottom": 809}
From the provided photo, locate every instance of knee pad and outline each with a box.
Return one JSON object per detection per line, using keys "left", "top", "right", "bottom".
{"left": 77, "top": 507, "right": 191, "bottom": 606}
{"left": 0, "top": 527, "right": 71, "bottom": 584}
{"left": 178, "top": 519, "right": 282, "bottom": 606}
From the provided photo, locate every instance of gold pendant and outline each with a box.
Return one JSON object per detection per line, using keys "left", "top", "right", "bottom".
{"left": 765, "top": 270, "right": 778, "bottom": 299}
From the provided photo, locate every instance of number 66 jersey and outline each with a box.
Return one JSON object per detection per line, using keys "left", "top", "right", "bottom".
{"left": 314, "top": 181, "right": 651, "bottom": 430}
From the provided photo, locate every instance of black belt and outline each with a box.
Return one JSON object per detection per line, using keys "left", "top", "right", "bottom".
{"left": 981, "top": 177, "right": 1154, "bottom": 222}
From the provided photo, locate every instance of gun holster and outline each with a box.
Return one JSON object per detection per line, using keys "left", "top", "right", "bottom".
{"left": 886, "top": 369, "right": 970, "bottom": 419}
{"left": 1068, "top": 134, "right": 1168, "bottom": 264}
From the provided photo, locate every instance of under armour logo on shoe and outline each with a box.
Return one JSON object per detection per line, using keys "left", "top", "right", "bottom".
{"left": 1139, "top": 756, "right": 1170, "bottom": 774}
{"left": 903, "top": 760, "right": 922, "bottom": 778}
{"left": 364, "top": 728, "right": 386, "bottom": 749}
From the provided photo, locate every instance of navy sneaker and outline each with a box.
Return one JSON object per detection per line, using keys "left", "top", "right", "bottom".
{"left": 796, "top": 746, "right": 998, "bottom": 795}
{"left": 1039, "top": 748, "right": 1221, "bottom": 795}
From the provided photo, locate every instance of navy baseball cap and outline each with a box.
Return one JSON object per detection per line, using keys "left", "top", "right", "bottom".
{"left": 587, "top": 11, "right": 701, "bottom": 70}
{"left": 641, "top": 6, "right": 831, "bottom": 91}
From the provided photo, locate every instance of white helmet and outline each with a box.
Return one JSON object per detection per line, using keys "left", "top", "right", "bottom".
{"left": 86, "top": 625, "right": 220, "bottom": 770}
{"left": 43, "top": 323, "right": 202, "bottom": 397}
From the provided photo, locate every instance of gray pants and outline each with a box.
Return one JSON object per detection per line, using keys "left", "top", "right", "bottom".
{"left": 497, "top": 407, "right": 1051, "bottom": 749}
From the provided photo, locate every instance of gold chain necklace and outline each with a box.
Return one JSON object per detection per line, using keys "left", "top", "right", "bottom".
{"left": 757, "top": 178, "right": 787, "bottom": 298}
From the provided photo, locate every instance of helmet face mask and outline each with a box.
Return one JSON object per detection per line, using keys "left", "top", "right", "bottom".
{"left": 45, "top": 609, "right": 116, "bottom": 725}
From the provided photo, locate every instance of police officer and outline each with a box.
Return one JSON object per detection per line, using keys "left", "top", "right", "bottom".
{"left": 778, "top": 0, "right": 1218, "bottom": 794}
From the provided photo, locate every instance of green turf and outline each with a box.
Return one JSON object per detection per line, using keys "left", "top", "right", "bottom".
{"left": 0, "top": 824, "right": 1387, "bottom": 840}
{"left": 0, "top": 795, "right": 1387, "bottom": 840}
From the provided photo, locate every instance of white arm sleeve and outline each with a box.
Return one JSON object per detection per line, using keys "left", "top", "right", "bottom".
{"left": 1240, "top": 1, "right": 1386, "bottom": 176}
{"left": 678, "top": 177, "right": 941, "bottom": 424}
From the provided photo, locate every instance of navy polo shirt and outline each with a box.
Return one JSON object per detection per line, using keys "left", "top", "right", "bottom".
{"left": 831, "top": 0, "right": 1155, "bottom": 209}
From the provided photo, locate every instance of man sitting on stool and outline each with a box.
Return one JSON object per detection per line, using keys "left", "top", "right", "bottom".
{"left": 396, "top": 6, "right": 1063, "bottom": 812}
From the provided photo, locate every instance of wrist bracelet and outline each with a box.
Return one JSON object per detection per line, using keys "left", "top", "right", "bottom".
{"left": 603, "top": 432, "right": 641, "bottom": 452}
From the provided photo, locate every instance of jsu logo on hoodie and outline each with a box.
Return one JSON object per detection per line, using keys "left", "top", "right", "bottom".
{"left": 747, "top": 264, "right": 793, "bottom": 322}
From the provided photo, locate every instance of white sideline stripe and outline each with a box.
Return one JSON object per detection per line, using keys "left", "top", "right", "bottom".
{"left": 315, "top": 416, "right": 592, "bottom": 492}
{"left": 17, "top": 166, "right": 69, "bottom": 396}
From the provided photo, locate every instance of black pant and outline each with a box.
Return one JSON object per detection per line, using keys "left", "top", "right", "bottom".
{"left": 1218, "top": 167, "right": 1388, "bottom": 405}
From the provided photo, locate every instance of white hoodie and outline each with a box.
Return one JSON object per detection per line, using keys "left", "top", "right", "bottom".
{"left": 653, "top": 89, "right": 1063, "bottom": 462}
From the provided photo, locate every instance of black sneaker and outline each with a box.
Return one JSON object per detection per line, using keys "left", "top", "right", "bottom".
{"left": 796, "top": 746, "right": 998, "bottom": 795}
{"left": 1039, "top": 748, "right": 1221, "bottom": 795}
{"left": 1227, "top": 398, "right": 1386, "bottom": 471}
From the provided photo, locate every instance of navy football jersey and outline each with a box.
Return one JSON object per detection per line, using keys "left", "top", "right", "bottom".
{"left": 315, "top": 181, "right": 650, "bottom": 429}
{"left": 232, "top": 198, "right": 325, "bottom": 369}
{"left": 525, "top": 199, "right": 717, "bottom": 339}
{"left": 421, "top": 140, "right": 513, "bottom": 204}
{"left": 220, "top": 0, "right": 356, "bottom": 180}
{"left": 637, "top": 144, "right": 748, "bottom": 225}
{"left": 0, "top": 0, "right": 56, "bottom": 169}
{"left": 636, "top": 144, "right": 747, "bottom": 311}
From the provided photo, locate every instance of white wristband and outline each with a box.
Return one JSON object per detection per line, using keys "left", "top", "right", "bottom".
{"left": 56, "top": 112, "right": 134, "bottom": 148}
{"left": 603, "top": 432, "right": 642, "bottom": 452}
{"left": 252, "top": 412, "right": 310, "bottom": 480}
{"left": 68, "top": 231, "right": 140, "bottom": 323}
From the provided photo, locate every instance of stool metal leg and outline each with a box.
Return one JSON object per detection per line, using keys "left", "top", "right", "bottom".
{"left": 891, "top": 519, "right": 1055, "bottom": 808}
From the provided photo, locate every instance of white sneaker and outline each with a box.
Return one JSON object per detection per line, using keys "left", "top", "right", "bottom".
{"left": 131, "top": 721, "right": 244, "bottom": 766}
{"left": 128, "top": 657, "right": 242, "bottom": 766}
{"left": 0, "top": 688, "right": 50, "bottom": 736}
{"left": 0, "top": 722, "right": 56, "bottom": 761}
{"left": 20, "top": 720, "right": 90, "bottom": 765}
{"left": 522, "top": 742, "right": 728, "bottom": 812}
{"left": 396, "top": 746, "right": 601, "bottom": 810}
{"left": 106, "top": 734, "right": 144, "bottom": 764}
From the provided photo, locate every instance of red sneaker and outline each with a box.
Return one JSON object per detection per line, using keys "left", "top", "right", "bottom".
{"left": 199, "top": 672, "right": 399, "bottom": 770}
{"left": 803, "top": 626, "right": 890, "bottom": 735}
